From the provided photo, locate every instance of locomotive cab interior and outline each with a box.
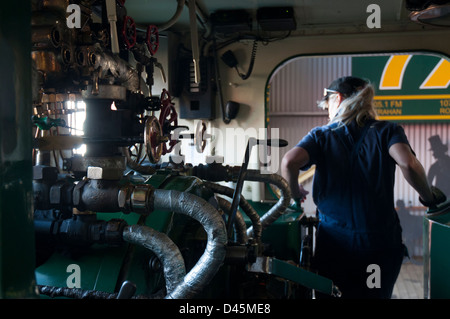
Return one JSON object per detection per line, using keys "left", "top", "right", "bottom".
{"left": 1, "top": 0, "right": 450, "bottom": 304}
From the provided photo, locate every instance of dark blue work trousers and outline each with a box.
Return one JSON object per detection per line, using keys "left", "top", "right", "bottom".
{"left": 313, "top": 222, "right": 406, "bottom": 299}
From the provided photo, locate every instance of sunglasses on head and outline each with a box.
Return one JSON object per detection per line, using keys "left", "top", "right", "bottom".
{"left": 323, "top": 88, "right": 339, "bottom": 101}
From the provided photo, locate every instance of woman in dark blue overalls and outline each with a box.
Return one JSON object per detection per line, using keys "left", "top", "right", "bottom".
{"left": 281, "top": 76, "right": 445, "bottom": 298}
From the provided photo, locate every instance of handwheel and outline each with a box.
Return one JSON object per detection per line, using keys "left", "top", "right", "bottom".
{"left": 160, "top": 89, "right": 172, "bottom": 108}
{"left": 158, "top": 89, "right": 179, "bottom": 155}
{"left": 146, "top": 25, "right": 159, "bottom": 56}
{"left": 194, "top": 120, "right": 207, "bottom": 153}
{"left": 122, "top": 16, "right": 136, "bottom": 49}
{"left": 144, "top": 115, "right": 165, "bottom": 163}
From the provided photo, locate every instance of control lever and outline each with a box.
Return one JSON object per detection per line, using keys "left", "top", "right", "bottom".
{"left": 298, "top": 213, "right": 318, "bottom": 271}
{"left": 264, "top": 139, "right": 288, "bottom": 147}
{"left": 227, "top": 138, "right": 288, "bottom": 237}
{"left": 116, "top": 280, "right": 136, "bottom": 299}
{"left": 154, "top": 60, "right": 166, "bottom": 83}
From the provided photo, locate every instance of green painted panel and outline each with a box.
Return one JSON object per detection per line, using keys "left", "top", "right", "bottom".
{"left": 352, "top": 54, "right": 450, "bottom": 122}
{"left": 424, "top": 213, "right": 450, "bottom": 298}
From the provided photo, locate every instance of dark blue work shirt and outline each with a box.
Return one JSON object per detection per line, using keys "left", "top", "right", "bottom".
{"left": 297, "top": 119, "right": 410, "bottom": 250}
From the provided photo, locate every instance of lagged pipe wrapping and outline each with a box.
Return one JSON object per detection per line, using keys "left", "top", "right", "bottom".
{"left": 244, "top": 170, "right": 292, "bottom": 237}
{"left": 38, "top": 285, "right": 120, "bottom": 299}
{"left": 151, "top": 189, "right": 228, "bottom": 299}
{"left": 38, "top": 224, "right": 185, "bottom": 299}
{"left": 122, "top": 225, "right": 186, "bottom": 294}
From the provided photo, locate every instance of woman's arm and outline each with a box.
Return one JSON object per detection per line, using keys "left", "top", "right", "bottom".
{"left": 389, "top": 142, "right": 434, "bottom": 203}
{"left": 281, "top": 146, "right": 310, "bottom": 201}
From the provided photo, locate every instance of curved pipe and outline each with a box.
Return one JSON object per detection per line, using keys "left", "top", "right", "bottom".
{"left": 216, "top": 196, "right": 248, "bottom": 244}
{"left": 243, "top": 170, "right": 292, "bottom": 237}
{"left": 157, "top": 0, "right": 186, "bottom": 31}
{"left": 37, "top": 224, "right": 184, "bottom": 299}
{"left": 37, "top": 285, "right": 121, "bottom": 299}
{"left": 151, "top": 189, "right": 227, "bottom": 299}
{"left": 123, "top": 147, "right": 157, "bottom": 175}
{"left": 122, "top": 224, "right": 186, "bottom": 295}
{"left": 65, "top": 181, "right": 227, "bottom": 299}
{"left": 203, "top": 181, "right": 262, "bottom": 243}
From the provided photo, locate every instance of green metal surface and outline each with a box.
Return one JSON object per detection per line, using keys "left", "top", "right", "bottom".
{"left": 270, "top": 258, "right": 335, "bottom": 296}
{"left": 35, "top": 245, "right": 128, "bottom": 292}
{"left": 424, "top": 211, "right": 450, "bottom": 299}
{"left": 0, "top": 1, "right": 38, "bottom": 298}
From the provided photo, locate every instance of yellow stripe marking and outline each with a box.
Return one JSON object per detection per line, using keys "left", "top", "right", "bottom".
{"left": 374, "top": 95, "right": 450, "bottom": 100}
{"left": 377, "top": 115, "right": 450, "bottom": 120}
{"left": 420, "top": 59, "right": 450, "bottom": 89}
{"left": 379, "top": 55, "right": 412, "bottom": 90}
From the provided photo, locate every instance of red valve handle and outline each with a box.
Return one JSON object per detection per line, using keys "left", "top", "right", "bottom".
{"left": 146, "top": 25, "right": 159, "bottom": 56}
{"left": 159, "top": 89, "right": 179, "bottom": 155}
{"left": 122, "top": 16, "right": 136, "bottom": 49}
{"left": 144, "top": 115, "right": 163, "bottom": 163}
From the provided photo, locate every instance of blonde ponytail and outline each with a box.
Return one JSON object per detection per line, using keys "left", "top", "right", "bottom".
{"left": 330, "top": 83, "right": 377, "bottom": 127}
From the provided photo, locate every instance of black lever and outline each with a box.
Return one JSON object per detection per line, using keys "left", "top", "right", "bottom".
{"left": 258, "top": 138, "right": 288, "bottom": 147}
{"left": 226, "top": 138, "right": 288, "bottom": 237}
{"left": 116, "top": 280, "right": 136, "bottom": 299}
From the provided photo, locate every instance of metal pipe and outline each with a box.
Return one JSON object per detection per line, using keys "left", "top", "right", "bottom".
{"left": 123, "top": 147, "right": 157, "bottom": 175}
{"left": 93, "top": 49, "right": 149, "bottom": 95}
{"left": 203, "top": 181, "right": 262, "bottom": 243}
{"left": 188, "top": 0, "right": 200, "bottom": 84}
{"left": 105, "top": 0, "right": 120, "bottom": 54}
{"left": 157, "top": 0, "right": 185, "bottom": 31}
{"left": 44, "top": 179, "right": 227, "bottom": 299}
{"left": 212, "top": 37, "right": 228, "bottom": 124}
{"left": 73, "top": 179, "right": 122, "bottom": 212}
{"left": 243, "top": 170, "right": 292, "bottom": 237}
{"left": 38, "top": 285, "right": 120, "bottom": 299}
{"left": 122, "top": 224, "right": 186, "bottom": 295}
{"left": 151, "top": 189, "right": 227, "bottom": 299}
